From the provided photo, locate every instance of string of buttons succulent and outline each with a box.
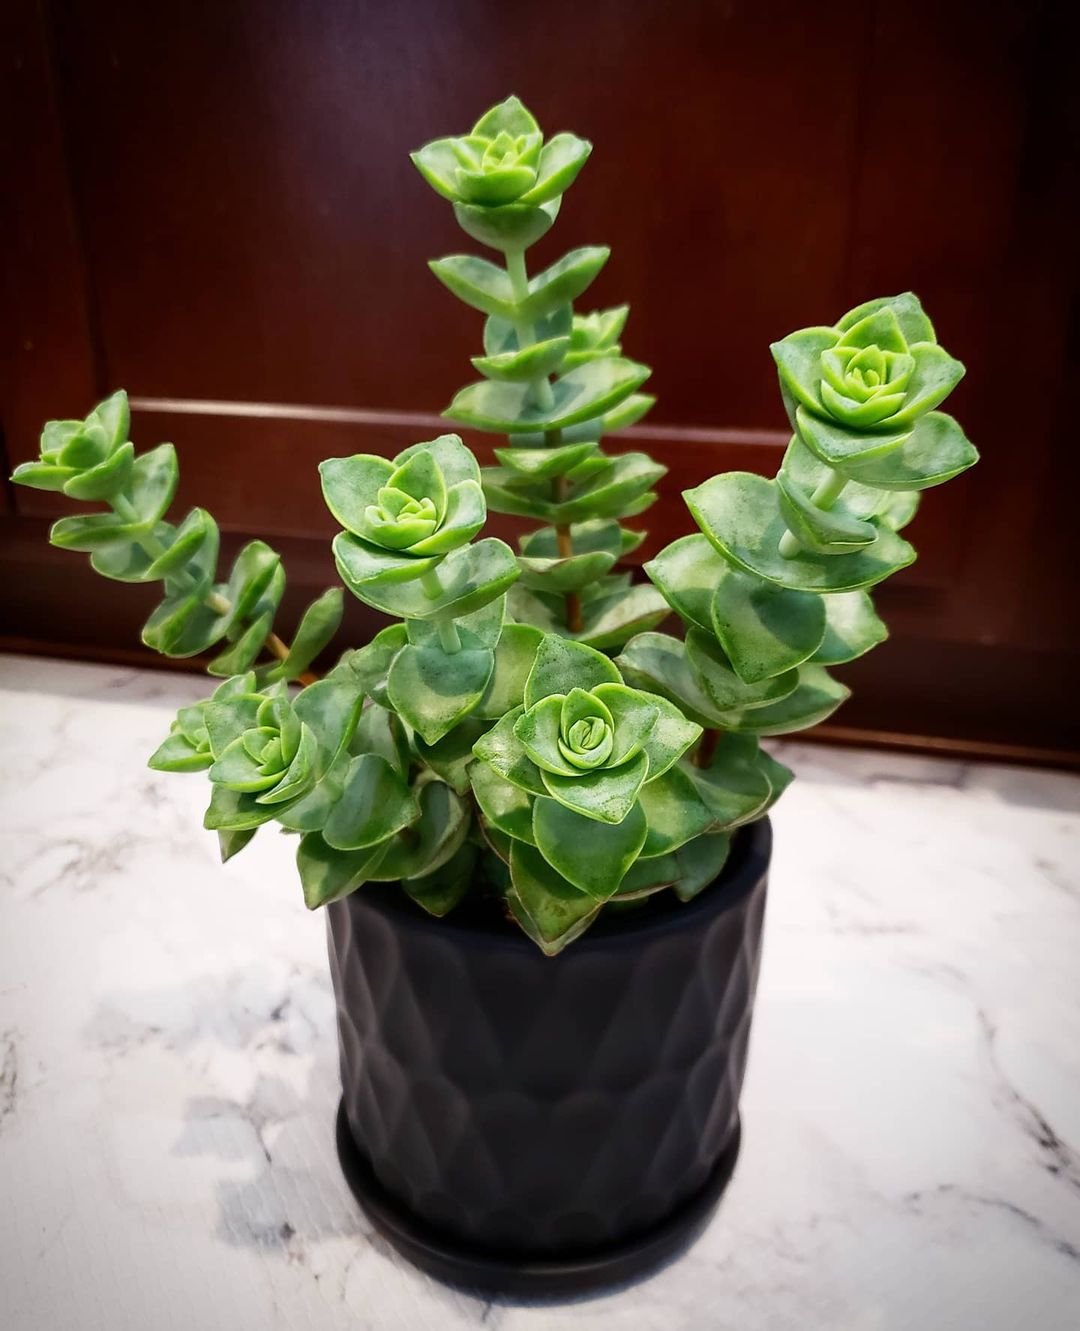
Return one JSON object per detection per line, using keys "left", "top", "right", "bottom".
{"left": 13, "top": 96, "right": 977, "bottom": 953}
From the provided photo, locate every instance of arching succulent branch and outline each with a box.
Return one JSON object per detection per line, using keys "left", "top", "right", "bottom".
{"left": 413, "top": 95, "right": 669, "bottom": 650}
{"left": 13, "top": 99, "right": 977, "bottom": 953}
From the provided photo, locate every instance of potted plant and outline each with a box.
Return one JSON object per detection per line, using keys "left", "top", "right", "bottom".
{"left": 12, "top": 95, "right": 976, "bottom": 1295}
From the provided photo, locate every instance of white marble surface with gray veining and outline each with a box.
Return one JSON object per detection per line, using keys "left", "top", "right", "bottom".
{"left": 1, "top": 653, "right": 1078, "bottom": 1330}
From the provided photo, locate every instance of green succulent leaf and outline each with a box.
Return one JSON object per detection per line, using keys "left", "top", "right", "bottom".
{"left": 371, "top": 780, "right": 469, "bottom": 882}
{"left": 472, "top": 336, "right": 570, "bottom": 383}
{"left": 470, "top": 758, "right": 537, "bottom": 844}
{"left": 685, "top": 472, "right": 915, "bottom": 593}
{"left": 709, "top": 561, "right": 827, "bottom": 684}
{"left": 322, "top": 753, "right": 419, "bottom": 851}
{"left": 540, "top": 750, "right": 648, "bottom": 824}
{"left": 446, "top": 358, "right": 650, "bottom": 434}
{"left": 812, "top": 590, "right": 888, "bottom": 664}
{"left": 402, "top": 840, "right": 475, "bottom": 917}
{"left": 387, "top": 643, "right": 495, "bottom": 745}
{"left": 716, "top": 663, "right": 850, "bottom": 735}
{"left": 776, "top": 472, "right": 879, "bottom": 554}
{"left": 297, "top": 831, "right": 389, "bottom": 909}
{"left": 217, "top": 827, "right": 256, "bottom": 863}
{"left": 336, "top": 535, "right": 517, "bottom": 619}
{"left": 272, "top": 588, "right": 343, "bottom": 680}
{"left": 508, "top": 841, "right": 601, "bottom": 955}
{"left": 685, "top": 734, "right": 773, "bottom": 829}
{"left": 474, "top": 624, "right": 544, "bottom": 719}
{"left": 472, "top": 706, "right": 546, "bottom": 794}
{"left": 616, "top": 631, "right": 733, "bottom": 729}
{"left": 685, "top": 627, "right": 799, "bottom": 712}
{"left": 532, "top": 796, "right": 647, "bottom": 897}
{"left": 524, "top": 632, "right": 620, "bottom": 706}
{"left": 637, "top": 765, "right": 715, "bottom": 857}
{"left": 413, "top": 716, "right": 488, "bottom": 793}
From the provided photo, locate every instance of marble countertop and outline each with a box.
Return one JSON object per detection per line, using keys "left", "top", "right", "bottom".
{"left": 1, "top": 653, "right": 1078, "bottom": 1330}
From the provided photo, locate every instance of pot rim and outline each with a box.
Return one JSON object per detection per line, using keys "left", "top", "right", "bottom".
{"left": 336, "top": 816, "right": 772, "bottom": 955}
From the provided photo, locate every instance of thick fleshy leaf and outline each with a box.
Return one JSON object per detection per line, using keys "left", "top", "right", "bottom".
{"left": 371, "top": 781, "right": 469, "bottom": 882}
{"left": 217, "top": 827, "right": 256, "bottom": 863}
{"left": 495, "top": 440, "right": 599, "bottom": 479}
{"left": 597, "top": 683, "right": 701, "bottom": 780}
{"left": 61, "top": 441, "right": 135, "bottom": 501}
{"left": 685, "top": 735, "right": 773, "bottom": 829}
{"left": 709, "top": 560, "right": 827, "bottom": 684}
{"left": 685, "top": 471, "right": 915, "bottom": 592}
{"left": 428, "top": 253, "right": 518, "bottom": 319}
{"left": 473, "top": 707, "right": 546, "bottom": 794}
{"left": 322, "top": 753, "right": 419, "bottom": 850}
{"left": 637, "top": 766, "right": 715, "bottom": 857}
{"left": 353, "top": 701, "right": 410, "bottom": 774}
{"left": 836, "top": 292, "right": 935, "bottom": 346}
{"left": 516, "top": 549, "right": 616, "bottom": 593}
{"left": 812, "top": 591, "right": 888, "bottom": 664}
{"left": 387, "top": 643, "right": 494, "bottom": 744}
{"left": 472, "top": 94, "right": 540, "bottom": 139}
{"left": 508, "top": 841, "right": 601, "bottom": 954}
{"left": 393, "top": 433, "right": 481, "bottom": 489}
{"left": 644, "top": 533, "right": 723, "bottom": 632}
{"left": 686, "top": 627, "right": 799, "bottom": 712}
{"left": 541, "top": 750, "right": 648, "bottom": 824}
{"left": 297, "top": 831, "right": 389, "bottom": 909}
{"left": 670, "top": 833, "right": 735, "bottom": 902}
{"left": 413, "top": 717, "right": 488, "bottom": 794}
{"left": 776, "top": 472, "right": 878, "bottom": 554}
{"left": 147, "top": 730, "right": 211, "bottom": 773}
{"left": 202, "top": 784, "right": 282, "bottom": 833}
{"left": 474, "top": 624, "right": 543, "bottom": 719}
{"left": 254, "top": 722, "right": 318, "bottom": 804}
{"left": 332, "top": 529, "right": 440, "bottom": 589}
{"left": 518, "top": 246, "right": 610, "bottom": 324}
{"left": 275, "top": 588, "right": 343, "bottom": 679}
{"left": 446, "top": 358, "right": 650, "bottom": 434}
{"left": 518, "top": 132, "right": 592, "bottom": 205}
{"left": 472, "top": 336, "right": 571, "bottom": 383}
{"left": 533, "top": 796, "right": 646, "bottom": 897}
{"left": 406, "top": 594, "right": 505, "bottom": 652}
{"left": 407, "top": 480, "right": 485, "bottom": 555}
{"left": 292, "top": 676, "right": 364, "bottom": 776}
{"left": 716, "top": 664, "right": 850, "bottom": 735}
{"left": 524, "top": 632, "right": 620, "bottom": 706}
{"left": 339, "top": 537, "right": 519, "bottom": 621}
{"left": 795, "top": 404, "right": 912, "bottom": 467}
{"left": 453, "top": 199, "right": 560, "bottom": 252}
{"left": 146, "top": 508, "right": 217, "bottom": 579}
{"left": 886, "top": 343, "right": 965, "bottom": 426}
{"left": 826, "top": 411, "right": 978, "bottom": 490}
{"left": 402, "top": 840, "right": 475, "bottom": 917}
{"left": 332, "top": 624, "right": 407, "bottom": 703}
{"left": 770, "top": 327, "right": 838, "bottom": 415}
{"left": 470, "top": 758, "right": 537, "bottom": 844}
{"left": 514, "top": 694, "right": 581, "bottom": 776}
{"left": 615, "top": 631, "right": 732, "bottom": 729}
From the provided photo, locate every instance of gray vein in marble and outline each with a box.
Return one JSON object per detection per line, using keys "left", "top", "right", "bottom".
{"left": 979, "top": 1008, "right": 1080, "bottom": 1198}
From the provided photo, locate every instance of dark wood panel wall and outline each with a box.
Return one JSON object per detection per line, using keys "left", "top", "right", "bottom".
{"left": 2, "top": 0, "right": 1077, "bottom": 760}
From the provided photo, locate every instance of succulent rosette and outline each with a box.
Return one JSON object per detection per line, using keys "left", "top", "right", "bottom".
{"left": 769, "top": 292, "right": 975, "bottom": 485}
{"left": 411, "top": 96, "right": 590, "bottom": 251}
{"left": 11, "top": 389, "right": 134, "bottom": 499}
{"left": 472, "top": 635, "right": 703, "bottom": 910}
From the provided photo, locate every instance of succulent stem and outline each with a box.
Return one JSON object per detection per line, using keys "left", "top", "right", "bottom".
{"left": 436, "top": 617, "right": 463, "bottom": 654}
{"left": 778, "top": 466, "right": 849, "bottom": 559}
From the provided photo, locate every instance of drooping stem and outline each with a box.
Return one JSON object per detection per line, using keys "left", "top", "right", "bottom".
{"left": 112, "top": 495, "right": 318, "bottom": 683}
{"left": 778, "top": 466, "right": 849, "bottom": 559}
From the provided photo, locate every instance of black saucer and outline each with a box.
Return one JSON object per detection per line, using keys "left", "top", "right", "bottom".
{"left": 335, "top": 1098, "right": 741, "bottom": 1299}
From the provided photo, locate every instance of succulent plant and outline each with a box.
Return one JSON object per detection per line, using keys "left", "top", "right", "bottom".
{"left": 13, "top": 95, "right": 977, "bottom": 952}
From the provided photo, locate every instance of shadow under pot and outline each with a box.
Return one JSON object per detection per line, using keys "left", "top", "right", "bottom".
{"left": 327, "top": 816, "right": 771, "bottom": 1297}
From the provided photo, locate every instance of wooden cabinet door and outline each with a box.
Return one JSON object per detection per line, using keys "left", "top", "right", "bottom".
{"left": 3, "top": 0, "right": 1076, "bottom": 762}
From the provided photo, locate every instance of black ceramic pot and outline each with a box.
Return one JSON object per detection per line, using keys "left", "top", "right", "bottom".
{"left": 327, "top": 817, "right": 771, "bottom": 1296}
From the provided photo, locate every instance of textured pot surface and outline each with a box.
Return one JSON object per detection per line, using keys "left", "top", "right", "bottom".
{"left": 327, "top": 818, "right": 771, "bottom": 1258}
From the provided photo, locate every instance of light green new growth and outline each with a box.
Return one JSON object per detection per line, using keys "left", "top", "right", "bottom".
{"left": 13, "top": 96, "right": 977, "bottom": 952}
